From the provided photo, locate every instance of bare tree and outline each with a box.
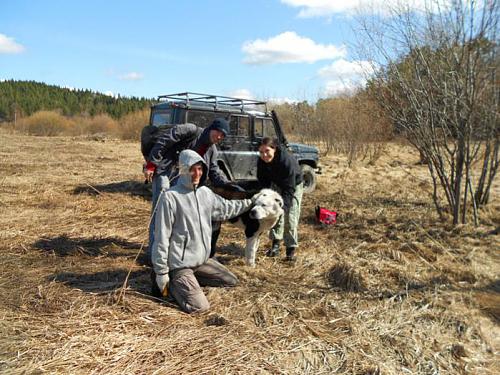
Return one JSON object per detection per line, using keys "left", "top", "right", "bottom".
{"left": 357, "top": 0, "right": 499, "bottom": 224}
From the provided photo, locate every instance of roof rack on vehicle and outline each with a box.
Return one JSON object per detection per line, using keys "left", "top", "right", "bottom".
{"left": 157, "top": 92, "right": 268, "bottom": 113}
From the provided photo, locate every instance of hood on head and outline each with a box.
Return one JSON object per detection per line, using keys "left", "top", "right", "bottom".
{"left": 178, "top": 149, "right": 207, "bottom": 188}
{"left": 207, "top": 118, "right": 230, "bottom": 137}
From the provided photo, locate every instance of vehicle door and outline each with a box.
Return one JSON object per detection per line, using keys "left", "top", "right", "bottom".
{"left": 218, "top": 115, "right": 254, "bottom": 180}
{"left": 250, "top": 116, "right": 279, "bottom": 177}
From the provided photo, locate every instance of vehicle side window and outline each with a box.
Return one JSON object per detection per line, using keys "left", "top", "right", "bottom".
{"left": 254, "top": 118, "right": 263, "bottom": 138}
{"left": 229, "top": 116, "right": 249, "bottom": 137}
{"left": 229, "top": 116, "right": 239, "bottom": 135}
{"left": 187, "top": 111, "right": 221, "bottom": 128}
{"left": 151, "top": 110, "right": 172, "bottom": 127}
{"left": 263, "top": 119, "right": 277, "bottom": 138}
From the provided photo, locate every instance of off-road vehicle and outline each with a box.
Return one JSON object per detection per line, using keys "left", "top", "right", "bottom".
{"left": 147, "top": 92, "right": 321, "bottom": 193}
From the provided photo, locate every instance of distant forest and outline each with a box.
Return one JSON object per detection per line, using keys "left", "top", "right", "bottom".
{"left": 0, "top": 80, "right": 152, "bottom": 121}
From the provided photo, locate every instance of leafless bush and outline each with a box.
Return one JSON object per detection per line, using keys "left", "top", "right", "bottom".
{"left": 316, "top": 93, "right": 392, "bottom": 166}
{"left": 15, "top": 110, "right": 76, "bottom": 136}
{"left": 116, "top": 108, "right": 149, "bottom": 141}
{"left": 80, "top": 114, "right": 119, "bottom": 135}
{"left": 4, "top": 109, "right": 149, "bottom": 139}
{"left": 273, "top": 93, "right": 392, "bottom": 166}
{"left": 357, "top": 0, "right": 499, "bottom": 224}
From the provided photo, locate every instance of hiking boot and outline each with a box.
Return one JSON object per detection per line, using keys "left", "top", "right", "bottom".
{"left": 265, "top": 240, "right": 281, "bottom": 257}
{"left": 284, "top": 247, "right": 297, "bottom": 262}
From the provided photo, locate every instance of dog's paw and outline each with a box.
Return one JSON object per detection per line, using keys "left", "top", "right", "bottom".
{"left": 245, "top": 259, "right": 256, "bottom": 268}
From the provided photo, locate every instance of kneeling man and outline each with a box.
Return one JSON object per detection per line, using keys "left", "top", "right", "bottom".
{"left": 151, "top": 149, "right": 253, "bottom": 313}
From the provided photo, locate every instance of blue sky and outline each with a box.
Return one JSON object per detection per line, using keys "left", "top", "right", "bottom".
{"left": 1, "top": 0, "right": 382, "bottom": 102}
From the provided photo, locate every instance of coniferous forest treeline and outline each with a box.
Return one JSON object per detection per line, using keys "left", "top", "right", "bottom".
{"left": 0, "top": 80, "right": 152, "bottom": 121}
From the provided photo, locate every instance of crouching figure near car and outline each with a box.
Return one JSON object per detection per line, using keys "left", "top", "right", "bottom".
{"left": 151, "top": 149, "right": 253, "bottom": 314}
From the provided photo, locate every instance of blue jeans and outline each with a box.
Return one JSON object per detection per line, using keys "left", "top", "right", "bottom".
{"left": 148, "top": 173, "right": 171, "bottom": 262}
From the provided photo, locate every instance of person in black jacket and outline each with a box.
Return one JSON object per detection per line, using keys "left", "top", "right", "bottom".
{"left": 257, "top": 137, "right": 304, "bottom": 261}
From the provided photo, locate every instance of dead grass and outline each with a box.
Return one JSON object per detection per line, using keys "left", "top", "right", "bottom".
{"left": 0, "top": 129, "right": 498, "bottom": 374}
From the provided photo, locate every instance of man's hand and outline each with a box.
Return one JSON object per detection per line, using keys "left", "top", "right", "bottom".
{"left": 144, "top": 169, "right": 154, "bottom": 184}
{"left": 155, "top": 273, "right": 170, "bottom": 297}
{"left": 143, "top": 161, "right": 156, "bottom": 184}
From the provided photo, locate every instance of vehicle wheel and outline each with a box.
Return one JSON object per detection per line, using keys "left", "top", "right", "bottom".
{"left": 301, "top": 164, "right": 316, "bottom": 193}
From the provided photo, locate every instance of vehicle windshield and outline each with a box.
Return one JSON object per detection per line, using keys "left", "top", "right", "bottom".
{"left": 151, "top": 110, "right": 172, "bottom": 127}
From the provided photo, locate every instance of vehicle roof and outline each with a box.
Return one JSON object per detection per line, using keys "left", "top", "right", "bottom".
{"left": 152, "top": 101, "right": 269, "bottom": 116}
{"left": 151, "top": 92, "right": 269, "bottom": 116}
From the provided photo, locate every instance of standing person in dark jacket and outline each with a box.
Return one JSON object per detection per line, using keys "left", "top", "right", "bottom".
{"left": 257, "top": 137, "right": 304, "bottom": 261}
{"left": 144, "top": 118, "right": 235, "bottom": 261}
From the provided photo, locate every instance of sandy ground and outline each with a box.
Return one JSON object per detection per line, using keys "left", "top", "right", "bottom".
{"left": 0, "top": 130, "right": 498, "bottom": 374}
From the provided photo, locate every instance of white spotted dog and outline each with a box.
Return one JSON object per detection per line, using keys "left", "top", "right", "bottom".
{"left": 228, "top": 189, "right": 284, "bottom": 267}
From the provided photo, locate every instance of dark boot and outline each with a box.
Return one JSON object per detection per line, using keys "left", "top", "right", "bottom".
{"left": 285, "top": 247, "right": 297, "bottom": 262}
{"left": 265, "top": 240, "right": 281, "bottom": 257}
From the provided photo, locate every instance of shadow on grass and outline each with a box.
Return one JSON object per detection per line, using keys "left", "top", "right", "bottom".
{"left": 213, "top": 244, "right": 245, "bottom": 264}
{"left": 73, "top": 180, "right": 151, "bottom": 199}
{"left": 49, "top": 269, "right": 150, "bottom": 294}
{"left": 34, "top": 235, "right": 145, "bottom": 259}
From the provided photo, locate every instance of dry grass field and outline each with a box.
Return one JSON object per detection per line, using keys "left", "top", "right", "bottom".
{"left": 0, "top": 129, "right": 498, "bottom": 374}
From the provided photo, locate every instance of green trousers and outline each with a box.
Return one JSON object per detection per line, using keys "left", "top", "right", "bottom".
{"left": 271, "top": 182, "right": 303, "bottom": 249}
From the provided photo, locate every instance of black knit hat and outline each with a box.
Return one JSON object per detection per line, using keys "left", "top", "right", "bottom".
{"left": 208, "top": 118, "right": 230, "bottom": 136}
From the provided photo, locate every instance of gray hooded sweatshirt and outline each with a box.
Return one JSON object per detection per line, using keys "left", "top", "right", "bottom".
{"left": 152, "top": 149, "right": 252, "bottom": 276}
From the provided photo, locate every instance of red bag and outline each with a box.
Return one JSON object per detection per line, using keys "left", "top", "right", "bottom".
{"left": 315, "top": 206, "right": 337, "bottom": 225}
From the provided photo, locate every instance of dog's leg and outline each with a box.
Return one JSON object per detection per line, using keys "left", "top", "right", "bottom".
{"left": 245, "top": 236, "right": 260, "bottom": 267}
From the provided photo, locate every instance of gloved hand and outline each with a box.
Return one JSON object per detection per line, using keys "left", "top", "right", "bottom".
{"left": 155, "top": 273, "right": 170, "bottom": 297}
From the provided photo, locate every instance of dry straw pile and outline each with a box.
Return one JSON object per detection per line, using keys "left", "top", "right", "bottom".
{"left": 0, "top": 129, "right": 498, "bottom": 374}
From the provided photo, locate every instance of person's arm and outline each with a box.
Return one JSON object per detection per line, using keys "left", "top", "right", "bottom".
{"left": 210, "top": 192, "right": 253, "bottom": 221}
{"left": 151, "top": 193, "right": 175, "bottom": 277}
{"left": 148, "top": 123, "right": 200, "bottom": 166}
{"left": 256, "top": 159, "right": 272, "bottom": 189}
{"left": 279, "top": 166, "right": 296, "bottom": 212}
{"left": 276, "top": 151, "right": 299, "bottom": 212}
{"left": 207, "top": 145, "right": 230, "bottom": 187}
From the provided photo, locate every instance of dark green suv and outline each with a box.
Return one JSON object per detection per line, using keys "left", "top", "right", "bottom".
{"left": 149, "top": 92, "right": 321, "bottom": 193}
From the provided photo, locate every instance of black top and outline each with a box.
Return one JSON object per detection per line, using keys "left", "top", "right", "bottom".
{"left": 257, "top": 145, "right": 303, "bottom": 211}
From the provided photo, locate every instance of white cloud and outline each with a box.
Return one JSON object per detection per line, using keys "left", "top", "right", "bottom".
{"left": 281, "top": 0, "right": 361, "bottom": 17}
{"left": 318, "top": 58, "right": 375, "bottom": 79}
{"left": 318, "top": 59, "right": 376, "bottom": 97}
{"left": 242, "top": 31, "right": 346, "bottom": 65}
{"left": 268, "top": 97, "right": 299, "bottom": 105}
{"left": 119, "top": 72, "right": 144, "bottom": 81}
{"left": 0, "top": 33, "right": 25, "bottom": 54}
{"left": 228, "top": 89, "right": 255, "bottom": 100}
{"left": 281, "top": 0, "right": 448, "bottom": 18}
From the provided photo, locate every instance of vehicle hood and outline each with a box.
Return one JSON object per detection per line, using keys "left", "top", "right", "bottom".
{"left": 288, "top": 142, "right": 319, "bottom": 155}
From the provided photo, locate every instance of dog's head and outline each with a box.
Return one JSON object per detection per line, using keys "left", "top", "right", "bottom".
{"left": 249, "top": 189, "right": 284, "bottom": 220}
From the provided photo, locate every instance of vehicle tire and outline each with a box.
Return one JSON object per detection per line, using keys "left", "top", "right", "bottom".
{"left": 301, "top": 164, "right": 316, "bottom": 193}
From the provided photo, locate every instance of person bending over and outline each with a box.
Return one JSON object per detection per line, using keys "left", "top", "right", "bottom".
{"left": 257, "top": 137, "right": 304, "bottom": 262}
